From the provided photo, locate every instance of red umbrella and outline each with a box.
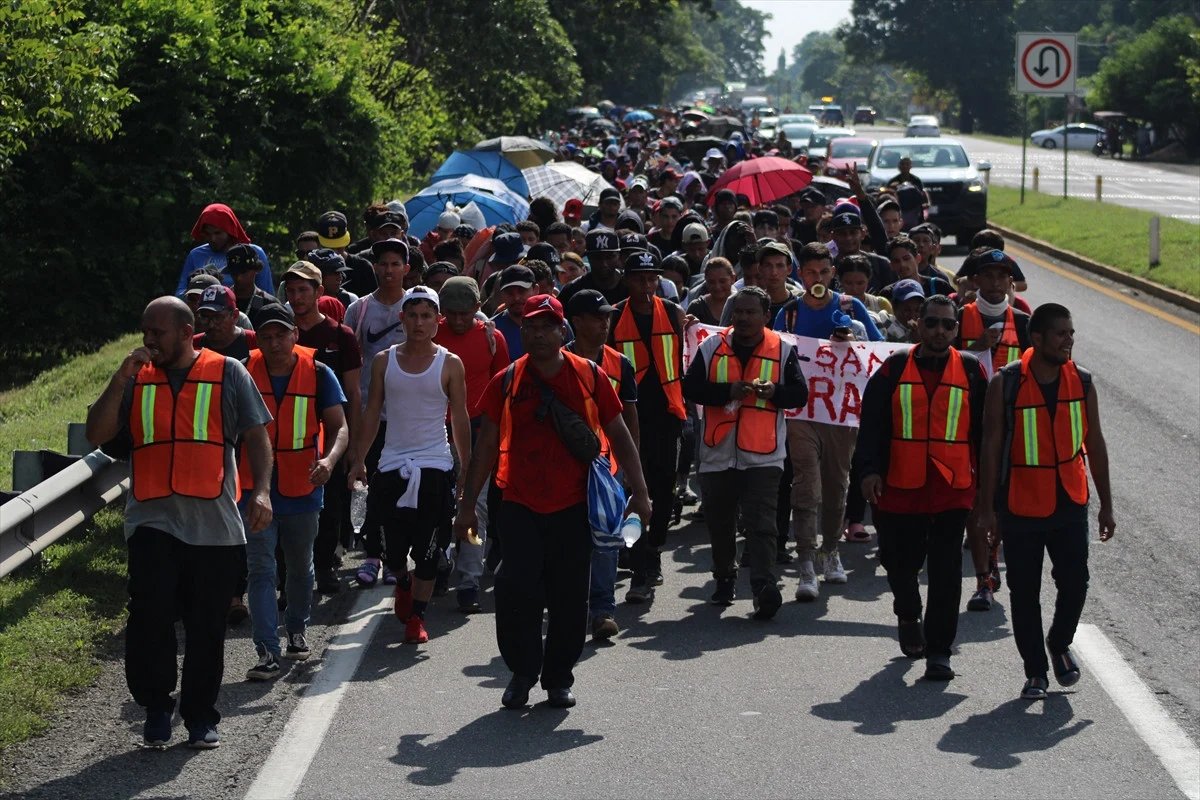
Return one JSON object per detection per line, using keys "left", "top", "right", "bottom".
{"left": 706, "top": 156, "right": 812, "bottom": 207}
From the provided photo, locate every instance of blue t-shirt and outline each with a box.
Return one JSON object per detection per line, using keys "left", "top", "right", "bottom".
{"left": 773, "top": 292, "right": 884, "bottom": 341}
{"left": 490, "top": 311, "right": 575, "bottom": 361}
{"left": 239, "top": 361, "right": 345, "bottom": 516}
{"left": 176, "top": 243, "right": 275, "bottom": 296}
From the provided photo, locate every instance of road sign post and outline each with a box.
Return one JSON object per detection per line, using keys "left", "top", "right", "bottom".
{"left": 1064, "top": 94, "right": 1069, "bottom": 198}
{"left": 1020, "top": 95, "right": 1028, "bottom": 203}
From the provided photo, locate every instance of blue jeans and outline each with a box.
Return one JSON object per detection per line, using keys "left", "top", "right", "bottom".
{"left": 589, "top": 547, "right": 618, "bottom": 619}
{"left": 245, "top": 511, "right": 319, "bottom": 657}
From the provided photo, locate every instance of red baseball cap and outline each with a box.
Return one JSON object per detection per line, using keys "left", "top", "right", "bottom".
{"left": 522, "top": 294, "right": 564, "bottom": 325}
{"left": 563, "top": 198, "right": 583, "bottom": 220}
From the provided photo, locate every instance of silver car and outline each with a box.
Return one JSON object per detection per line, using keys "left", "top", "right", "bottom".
{"left": 905, "top": 115, "right": 940, "bottom": 137}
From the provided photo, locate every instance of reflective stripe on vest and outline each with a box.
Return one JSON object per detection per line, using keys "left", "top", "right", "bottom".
{"left": 130, "top": 348, "right": 227, "bottom": 501}
{"left": 239, "top": 347, "right": 322, "bottom": 498}
{"left": 701, "top": 328, "right": 783, "bottom": 456}
{"left": 1006, "top": 349, "right": 1089, "bottom": 517}
{"left": 960, "top": 303, "right": 1023, "bottom": 369}
{"left": 885, "top": 348, "right": 973, "bottom": 491}
{"left": 496, "top": 352, "right": 617, "bottom": 488}
{"left": 612, "top": 297, "right": 686, "bottom": 420}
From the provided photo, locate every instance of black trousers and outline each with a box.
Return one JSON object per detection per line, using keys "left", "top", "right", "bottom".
{"left": 777, "top": 443, "right": 793, "bottom": 550}
{"left": 845, "top": 461, "right": 867, "bottom": 525}
{"left": 313, "top": 454, "right": 354, "bottom": 570}
{"left": 874, "top": 508, "right": 968, "bottom": 658}
{"left": 125, "top": 527, "right": 240, "bottom": 726}
{"left": 367, "top": 467, "right": 451, "bottom": 581}
{"left": 1003, "top": 515, "right": 1090, "bottom": 678}
{"left": 494, "top": 501, "right": 591, "bottom": 690}
{"left": 361, "top": 422, "right": 388, "bottom": 560}
{"left": 630, "top": 413, "right": 682, "bottom": 579}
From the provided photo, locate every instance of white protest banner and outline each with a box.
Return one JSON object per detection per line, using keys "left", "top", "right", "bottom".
{"left": 684, "top": 324, "right": 992, "bottom": 428}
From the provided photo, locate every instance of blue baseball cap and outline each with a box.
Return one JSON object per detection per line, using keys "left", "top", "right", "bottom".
{"left": 892, "top": 279, "right": 925, "bottom": 304}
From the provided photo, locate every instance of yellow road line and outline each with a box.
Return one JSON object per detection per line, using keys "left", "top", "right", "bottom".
{"left": 1008, "top": 243, "right": 1200, "bottom": 335}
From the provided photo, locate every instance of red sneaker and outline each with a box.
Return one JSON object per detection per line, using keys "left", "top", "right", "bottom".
{"left": 393, "top": 583, "right": 413, "bottom": 622}
{"left": 405, "top": 616, "right": 429, "bottom": 644}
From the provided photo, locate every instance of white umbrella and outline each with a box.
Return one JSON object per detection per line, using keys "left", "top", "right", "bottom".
{"left": 522, "top": 162, "right": 621, "bottom": 215}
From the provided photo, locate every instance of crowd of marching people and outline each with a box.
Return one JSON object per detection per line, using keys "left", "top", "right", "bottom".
{"left": 85, "top": 107, "right": 1116, "bottom": 750}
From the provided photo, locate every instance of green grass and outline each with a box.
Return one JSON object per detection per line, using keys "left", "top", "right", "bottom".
{"left": 0, "top": 332, "right": 140, "bottom": 491}
{"left": 0, "top": 508, "right": 128, "bottom": 753}
{"left": 987, "top": 185, "right": 1200, "bottom": 297}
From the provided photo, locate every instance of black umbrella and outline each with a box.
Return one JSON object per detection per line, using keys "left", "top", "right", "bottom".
{"left": 674, "top": 136, "right": 729, "bottom": 164}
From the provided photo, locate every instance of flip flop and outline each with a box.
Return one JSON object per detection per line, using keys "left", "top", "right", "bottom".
{"left": 844, "top": 523, "right": 871, "bottom": 543}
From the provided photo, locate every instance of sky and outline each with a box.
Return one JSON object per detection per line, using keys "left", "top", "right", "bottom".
{"left": 740, "top": 0, "right": 854, "bottom": 68}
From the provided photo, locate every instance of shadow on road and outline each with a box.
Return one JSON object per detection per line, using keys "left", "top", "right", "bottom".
{"left": 389, "top": 708, "right": 603, "bottom": 786}
{"left": 810, "top": 659, "right": 969, "bottom": 735}
{"left": 938, "top": 695, "right": 1093, "bottom": 768}
{"left": 11, "top": 741, "right": 190, "bottom": 800}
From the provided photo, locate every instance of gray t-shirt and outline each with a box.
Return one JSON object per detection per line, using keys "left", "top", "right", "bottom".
{"left": 345, "top": 293, "right": 407, "bottom": 417}
{"left": 117, "top": 356, "right": 272, "bottom": 546}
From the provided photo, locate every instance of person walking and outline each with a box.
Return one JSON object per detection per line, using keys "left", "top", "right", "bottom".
{"left": 683, "top": 287, "right": 808, "bottom": 619}
{"left": 239, "top": 304, "right": 348, "bottom": 680}
{"left": 856, "top": 295, "right": 988, "bottom": 679}
{"left": 349, "top": 286, "right": 472, "bottom": 644}
{"left": 976, "top": 303, "right": 1115, "bottom": 700}
{"left": 85, "top": 296, "right": 273, "bottom": 750}
{"left": 455, "top": 294, "right": 650, "bottom": 709}
{"left": 610, "top": 252, "right": 687, "bottom": 602}
{"left": 564, "top": 289, "right": 640, "bottom": 640}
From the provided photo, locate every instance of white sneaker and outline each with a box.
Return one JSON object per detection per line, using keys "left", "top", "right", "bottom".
{"left": 794, "top": 561, "right": 819, "bottom": 601}
{"left": 822, "top": 550, "right": 847, "bottom": 584}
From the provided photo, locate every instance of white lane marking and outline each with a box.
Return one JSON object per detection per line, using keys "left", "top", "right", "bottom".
{"left": 245, "top": 588, "right": 391, "bottom": 800}
{"left": 1074, "top": 624, "right": 1200, "bottom": 800}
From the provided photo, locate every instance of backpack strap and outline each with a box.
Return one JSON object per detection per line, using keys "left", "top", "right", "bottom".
{"left": 999, "top": 362, "right": 1021, "bottom": 483}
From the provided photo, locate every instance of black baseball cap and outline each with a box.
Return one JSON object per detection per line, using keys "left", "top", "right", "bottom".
{"left": 624, "top": 251, "right": 661, "bottom": 273}
{"left": 498, "top": 264, "right": 536, "bottom": 291}
{"left": 958, "top": 248, "right": 1026, "bottom": 282}
{"left": 798, "top": 186, "right": 826, "bottom": 205}
{"left": 525, "top": 242, "right": 561, "bottom": 269}
{"left": 370, "top": 237, "right": 410, "bottom": 261}
{"left": 830, "top": 211, "right": 862, "bottom": 230}
{"left": 254, "top": 303, "right": 297, "bottom": 331}
{"left": 186, "top": 273, "right": 221, "bottom": 295}
{"left": 600, "top": 187, "right": 621, "bottom": 203}
{"left": 489, "top": 231, "right": 525, "bottom": 264}
{"left": 317, "top": 211, "right": 351, "bottom": 248}
{"left": 566, "top": 289, "right": 616, "bottom": 318}
{"left": 222, "top": 243, "right": 261, "bottom": 274}
{"left": 619, "top": 231, "right": 648, "bottom": 252}
{"left": 585, "top": 227, "right": 620, "bottom": 253}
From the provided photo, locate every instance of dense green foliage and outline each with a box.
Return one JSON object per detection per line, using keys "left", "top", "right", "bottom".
{"left": 0, "top": 0, "right": 761, "bottom": 375}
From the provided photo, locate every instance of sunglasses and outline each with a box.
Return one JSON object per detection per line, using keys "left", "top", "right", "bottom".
{"left": 923, "top": 317, "right": 958, "bottom": 331}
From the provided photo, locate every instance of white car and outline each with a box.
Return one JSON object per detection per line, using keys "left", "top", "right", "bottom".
{"left": 1030, "top": 123, "right": 1104, "bottom": 149}
{"left": 805, "top": 127, "right": 856, "bottom": 161}
{"left": 778, "top": 113, "right": 817, "bottom": 126}
{"left": 906, "top": 115, "right": 940, "bottom": 137}
{"left": 781, "top": 123, "right": 817, "bottom": 144}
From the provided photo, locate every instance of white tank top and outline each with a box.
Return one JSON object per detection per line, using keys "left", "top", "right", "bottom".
{"left": 377, "top": 344, "right": 453, "bottom": 473}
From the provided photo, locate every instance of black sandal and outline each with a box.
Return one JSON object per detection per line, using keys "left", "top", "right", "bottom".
{"left": 1021, "top": 676, "right": 1049, "bottom": 700}
{"left": 898, "top": 618, "right": 926, "bottom": 659}
{"left": 1050, "top": 644, "right": 1081, "bottom": 687}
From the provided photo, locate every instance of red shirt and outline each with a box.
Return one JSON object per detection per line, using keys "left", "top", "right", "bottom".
{"left": 481, "top": 356, "right": 623, "bottom": 514}
{"left": 436, "top": 319, "right": 510, "bottom": 417}
{"left": 1012, "top": 295, "right": 1031, "bottom": 314}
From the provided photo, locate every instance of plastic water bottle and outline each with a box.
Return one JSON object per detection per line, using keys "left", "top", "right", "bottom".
{"left": 620, "top": 513, "right": 643, "bottom": 547}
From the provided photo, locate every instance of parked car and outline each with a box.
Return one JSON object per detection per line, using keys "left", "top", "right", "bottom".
{"left": 1030, "top": 123, "right": 1104, "bottom": 149}
{"left": 823, "top": 137, "right": 877, "bottom": 178}
{"left": 853, "top": 107, "right": 877, "bottom": 125}
{"left": 905, "top": 115, "right": 940, "bottom": 137}
{"left": 805, "top": 127, "right": 856, "bottom": 163}
{"left": 865, "top": 137, "right": 990, "bottom": 244}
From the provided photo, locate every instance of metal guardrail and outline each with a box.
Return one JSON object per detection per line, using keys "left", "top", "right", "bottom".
{"left": 0, "top": 449, "right": 129, "bottom": 579}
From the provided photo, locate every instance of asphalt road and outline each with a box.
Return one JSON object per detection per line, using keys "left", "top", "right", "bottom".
{"left": 3, "top": 241, "right": 1198, "bottom": 800}
{"left": 866, "top": 124, "right": 1200, "bottom": 223}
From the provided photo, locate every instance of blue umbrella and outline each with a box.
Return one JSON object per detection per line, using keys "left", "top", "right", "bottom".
{"left": 406, "top": 183, "right": 529, "bottom": 240}
{"left": 431, "top": 151, "right": 530, "bottom": 198}
{"left": 623, "top": 109, "right": 654, "bottom": 123}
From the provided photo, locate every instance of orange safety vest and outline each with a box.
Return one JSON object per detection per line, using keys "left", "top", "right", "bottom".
{"left": 238, "top": 346, "right": 322, "bottom": 498}
{"left": 702, "top": 329, "right": 783, "bottom": 455}
{"left": 612, "top": 296, "right": 686, "bottom": 420}
{"left": 599, "top": 345, "right": 624, "bottom": 393}
{"left": 1007, "top": 349, "right": 1089, "bottom": 517}
{"left": 496, "top": 352, "right": 617, "bottom": 487}
{"left": 885, "top": 348, "right": 973, "bottom": 490}
{"left": 130, "top": 348, "right": 227, "bottom": 501}
{"left": 960, "top": 303, "right": 1023, "bottom": 368}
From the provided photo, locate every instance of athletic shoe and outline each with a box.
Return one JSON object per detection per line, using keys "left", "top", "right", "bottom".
{"left": 457, "top": 588, "right": 482, "bottom": 613}
{"left": 356, "top": 558, "right": 381, "bottom": 587}
{"left": 752, "top": 585, "right": 783, "bottom": 620}
{"left": 405, "top": 616, "right": 429, "bottom": 644}
{"left": 794, "top": 561, "right": 819, "bottom": 601}
{"left": 227, "top": 597, "right": 249, "bottom": 626}
{"left": 381, "top": 565, "right": 399, "bottom": 586}
{"left": 1021, "top": 675, "right": 1049, "bottom": 700}
{"left": 710, "top": 576, "right": 736, "bottom": 606}
{"left": 315, "top": 567, "right": 341, "bottom": 595}
{"left": 591, "top": 615, "right": 619, "bottom": 639}
{"left": 625, "top": 579, "right": 653, "bottom": 604}
{"left": 143, "top": 711, "right": 171, "bottom": 748}
{"left": 284, "top": 632, "right": 311, "bottom": 661}
{"left": 393, "top": 583, "right": 413, "bottom": 622}
{"left": 246, "top": 652, "right": 281, "bottom": 681}
{"left": 821, "top": 550, "right": 847, "bottom": 584}
{"left": 186, "top": 724, "right": 220, "bottom": 749}
{"left": 1049, "top": 641, "right": 1082, "bottom": 687}
{"left": 966, "top": 583, "right": 994, "bottom": 612}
